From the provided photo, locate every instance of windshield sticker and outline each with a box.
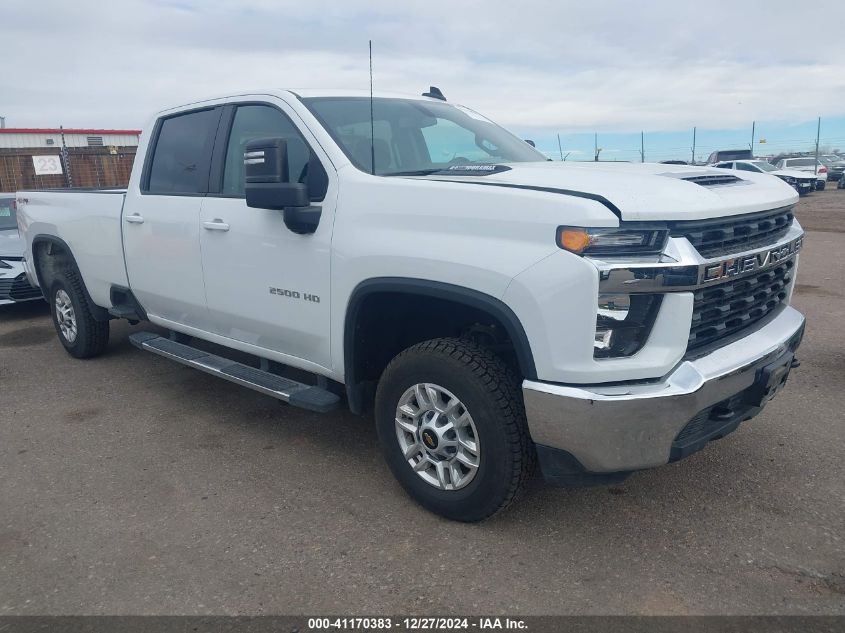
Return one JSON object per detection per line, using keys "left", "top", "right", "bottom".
{"left": 444, "top": 164, "right": 511, "bottom": 175}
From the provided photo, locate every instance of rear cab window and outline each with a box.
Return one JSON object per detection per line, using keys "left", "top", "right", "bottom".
{"left": 143, "top": 108, "right": 221, "bottom": 194}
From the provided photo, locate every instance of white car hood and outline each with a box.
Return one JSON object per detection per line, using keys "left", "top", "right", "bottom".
{"left": 0, "top": 228, "right": 24, "bottom": 258}
{"left": 427, "top": 162, "right": 798, "bottom": 221}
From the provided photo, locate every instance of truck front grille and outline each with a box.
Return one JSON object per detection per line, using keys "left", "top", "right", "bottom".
{"left": 688, "top": 259, "right": 794, "bottom": 352}
{"left": 671, "top": 207, "right": 794, "bottom": 258}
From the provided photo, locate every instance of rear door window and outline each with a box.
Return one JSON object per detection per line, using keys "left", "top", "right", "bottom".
{"left": 145, "top": 108, "right": 220, "bottom": 194}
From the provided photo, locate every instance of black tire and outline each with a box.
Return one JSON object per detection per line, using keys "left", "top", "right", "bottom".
{"left": 49, "top": 271, "right": 109, "bottom": 359}
{"left": 374, "top": 338, "right": 535, "bottom": 522}
{"left": 817, "top": 181, "right": 826, "bottom": 191}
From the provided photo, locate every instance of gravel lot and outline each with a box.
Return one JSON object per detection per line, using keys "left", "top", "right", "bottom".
{"left": 1, "top": 187, "right": 844, "bottom": 615}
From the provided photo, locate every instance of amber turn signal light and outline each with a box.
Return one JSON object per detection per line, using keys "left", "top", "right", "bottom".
{"left": 558, "top": 229, "right": 593, "bottom": 254}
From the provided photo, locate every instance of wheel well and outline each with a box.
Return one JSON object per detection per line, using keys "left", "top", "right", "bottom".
{"left": 344, "top": 280, "right": 536, "bottom": 414}
{"left": 32, "top": 237, "right": 109, "bottom": 321}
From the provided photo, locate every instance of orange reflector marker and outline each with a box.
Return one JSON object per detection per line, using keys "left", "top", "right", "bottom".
{"left": 558, "top": 229, "right": 593, "bottom": 253}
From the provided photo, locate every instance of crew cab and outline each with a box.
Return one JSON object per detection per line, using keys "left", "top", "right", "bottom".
{"left": 15, "top": 89, "right": 806, "bottom": 521}
{"left": 714, "top": 159, "right": 816, "bottom": 195}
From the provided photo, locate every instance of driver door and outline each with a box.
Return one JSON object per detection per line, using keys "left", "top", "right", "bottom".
{"left": 198, "top": 100, "right": 335, "bottom": 369}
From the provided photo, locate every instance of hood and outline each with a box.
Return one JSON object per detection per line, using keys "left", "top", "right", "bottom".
{"left": 424, "top": 162, "right": 798, "bottom": 221}
{"left": 0, "top": 227, "right": 24, "bottom": 258}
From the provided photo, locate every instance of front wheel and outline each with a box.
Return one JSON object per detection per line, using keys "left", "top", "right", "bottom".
{"left": 50, "top": 273, "right": 109, "bottom": 358}
{"left": 375, "top": 338, "right": 535, "bottom": 522}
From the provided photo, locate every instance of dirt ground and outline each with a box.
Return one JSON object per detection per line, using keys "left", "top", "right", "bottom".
{"left": 0, "top": 186, "right": 843, "bottom": 615}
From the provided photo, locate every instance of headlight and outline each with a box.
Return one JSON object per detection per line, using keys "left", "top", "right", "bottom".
{"left": 0, "top": 260, "right": 12, "bottom": 269}
{"left": 557, "top": 226, "right": 668, "bottom": 256}
{"left": 594, "top": 293, "right": 662, "bottom": 358}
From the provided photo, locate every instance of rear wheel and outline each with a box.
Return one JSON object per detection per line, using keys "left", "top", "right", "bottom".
{"left": 375, "top": 338, "right": 535, "bottom": 522}
{"left": 50, "top": 272, "right": 109, "bottom": 358}
{"left": 817, "top": 181, "right": 826, "bottom": 190}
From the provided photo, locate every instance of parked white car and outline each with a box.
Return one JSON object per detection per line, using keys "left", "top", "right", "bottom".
{"left": 714, "top": 160, "right": 816, "bottom": 195}
{"left": 774, "top": 158, "right": 828, "bottom": 190}
{"left": 0, "top": 196, "right": 42, "bottom": 305}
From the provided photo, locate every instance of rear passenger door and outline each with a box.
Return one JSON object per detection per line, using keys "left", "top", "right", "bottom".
{"left": 123, "top": 106, "right": 222, "bottom": 331}
{"left": 198, "top": 100, "right": 335, "bottom": 369}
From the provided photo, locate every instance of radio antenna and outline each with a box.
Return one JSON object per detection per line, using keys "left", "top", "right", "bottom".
{"left": 369, "top": 40, "right": 375, "bottom": 175}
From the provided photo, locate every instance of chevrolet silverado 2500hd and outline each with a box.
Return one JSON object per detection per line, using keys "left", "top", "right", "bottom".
{"left": 16, "top": 89, "right": 805, "bottom": 521}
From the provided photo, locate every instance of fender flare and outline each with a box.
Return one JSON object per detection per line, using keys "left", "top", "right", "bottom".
{"left": 343, "top": 277, "right": 537, "bottom": 413}
{"left": 30, "top": 234, "right": 110, "bottom": 321}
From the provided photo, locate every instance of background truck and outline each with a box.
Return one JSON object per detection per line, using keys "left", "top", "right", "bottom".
{"left": 15, "top": 89, "right": 806, "bottom": 521}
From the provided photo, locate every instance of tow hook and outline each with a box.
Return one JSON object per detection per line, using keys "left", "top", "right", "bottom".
{"left": 790, "top": 357, "right": 801, "bottom": 369}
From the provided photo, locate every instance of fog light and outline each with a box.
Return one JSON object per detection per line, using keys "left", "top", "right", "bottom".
{"left": 594, "top": 294, "right": 662, "bottom": 358}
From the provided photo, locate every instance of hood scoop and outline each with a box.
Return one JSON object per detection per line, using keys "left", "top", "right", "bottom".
{"left": 660, "top": 170, "right": 746, "bottom": 187}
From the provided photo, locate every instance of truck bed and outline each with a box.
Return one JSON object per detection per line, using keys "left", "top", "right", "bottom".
{"left": 16, "top": 188, "right": 129, "bottom": 307}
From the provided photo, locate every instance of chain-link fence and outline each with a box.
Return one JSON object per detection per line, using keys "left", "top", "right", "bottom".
{"left": 535, "top": 119, "right": 844, "bottom": 164}
{"left": 0, "top": 147, "right": 137, "bottom": 192}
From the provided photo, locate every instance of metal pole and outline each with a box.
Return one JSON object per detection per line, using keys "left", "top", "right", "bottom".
{"left": 691, "top": 127, "right": 696, "bottom": 164}
{"left": 0, "top": 116, "right": 5, "bottom": 129}
{"left": 557, "top": 134, "right": 563, "bottom": 161}
{"left": 640, "top": 131, "right": 645, "bottom": 163}
{"left": 814, "top": 117, "right": 821, "bottom": 176}
{"left": 594, "top": 133, "right": 598, "bottom": 162}
{"left": 368, "top": 40, "right": 375, "bottom": 176}
{"left": 750, "top": 121, "right": 755, "bottom": 153}
{"left": 60, "top": 125, "right": 73, "bottom": 188}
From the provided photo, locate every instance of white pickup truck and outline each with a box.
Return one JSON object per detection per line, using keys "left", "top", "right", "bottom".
{"left": 15, "top": 88, "right": 806, "bottom": 521}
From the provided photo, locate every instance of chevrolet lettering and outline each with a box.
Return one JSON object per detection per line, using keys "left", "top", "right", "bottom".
{"left": 702, "top": 236, "right": 804, "bottom": 283}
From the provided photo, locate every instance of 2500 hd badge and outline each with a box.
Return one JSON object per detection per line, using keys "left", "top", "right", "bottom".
{"left": 269, "top": 287, "right": 321, "bottom": 303}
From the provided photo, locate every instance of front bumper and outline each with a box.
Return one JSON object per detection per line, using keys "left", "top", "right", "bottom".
{"left": 523, "top": 306, "right": 805, "bottom": 482}
{"left": 0, "top": 259, "right": 42, "bottom": 305}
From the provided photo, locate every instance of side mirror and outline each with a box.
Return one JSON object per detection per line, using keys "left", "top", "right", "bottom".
{"left": 244, "top": 137, "right": 322, "bottom": 234}
{"left": 524, "top": 139, "right": 536, "bottom": 147}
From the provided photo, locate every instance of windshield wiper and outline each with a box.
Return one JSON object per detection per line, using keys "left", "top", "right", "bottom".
{"left": 382, "top": 168, "right": 445, "bottom": 177}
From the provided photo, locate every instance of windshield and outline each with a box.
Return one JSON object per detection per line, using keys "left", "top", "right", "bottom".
{"left": 0, "top": 198, "right": 17, "bottom": 231}
{"left": 302, "top": 97, "right": 546, "bottom": 176}
{"left": 750, "top": 161, "right": 777, "bottom": 172}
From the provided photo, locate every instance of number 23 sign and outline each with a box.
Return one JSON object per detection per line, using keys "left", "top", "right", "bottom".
{"left": 32, "top": 155, "right": 63, "bottom": 176}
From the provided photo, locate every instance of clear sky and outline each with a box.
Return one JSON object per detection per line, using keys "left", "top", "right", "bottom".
{"left": 2, "top": 0, "right": 844, "bottom": 163}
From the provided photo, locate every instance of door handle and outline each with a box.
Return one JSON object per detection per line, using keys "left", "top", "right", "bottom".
{"left": 203, "top": 220, "right": 230, "bottom": 232}
{"left": 125, "top": 214, "right": 144, "bottom": 224}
